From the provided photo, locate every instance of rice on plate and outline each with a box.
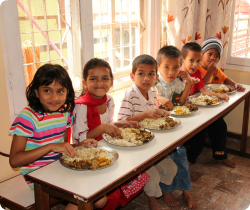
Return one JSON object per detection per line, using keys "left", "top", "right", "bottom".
{"left": 104, "top": 128, "right": 153, "bottom": 146}
{"left": 140, "top": 117, "right": 178, "bottom": 130}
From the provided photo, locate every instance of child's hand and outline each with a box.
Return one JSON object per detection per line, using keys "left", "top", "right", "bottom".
{"left": 218, "top": 94, "right": 229, "bottom": 102}
{"left": 207, "top": 61, "right": 218, "bottom": 74}
{"left": 146, "top": 109, "right": 170, "bottom": 119}
{"left": 51, "top": 142, "right": 77, "bottom": 157}
{"left": 102, "top": 124, "right": 121, "bottom": 137}
{"left": 179, "top": 71, "right": 192, "bottom": 85}
{"left": 191, "top": 77, "right": 200, "bottom": 85}
{"left": 115, "top": 121, "right": 142, "bottom": 128}
{"left": 80, "top": 139, "right": 98, "bottom": 147}
{"left": 235, "top": 83, "right": 246, "bottom": 92}
{"left": 156, "top": 97, "right": 174, "bottom": 110}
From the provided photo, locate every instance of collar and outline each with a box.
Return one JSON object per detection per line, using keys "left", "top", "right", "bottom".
{"left": 132, "top": 83, "right": 154, "bottom": 107}
{"left": 158, "top": 71, "right": 178, "bottom": 86}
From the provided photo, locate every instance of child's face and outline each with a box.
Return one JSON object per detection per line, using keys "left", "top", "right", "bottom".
{"left": 201, "top": 48, "right": 220, "bottom": 69}
{"left": 183, "top": 50, "right": 202, "bottom": 75}
{"left": 83, "top": 66, "right": 113, "bottom": 99}
{"left": 158, "top": 57, "right": 181, "bottom": 82}
{"left": 35, "top": 80, "right": 67, "bottom": 112}
{"left": 130, "top": 64, "right": 158, "bottom": 92}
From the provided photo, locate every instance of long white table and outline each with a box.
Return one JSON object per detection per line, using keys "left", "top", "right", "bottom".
{"left": 26, "top": 85, "right": 250, "bottom": 210}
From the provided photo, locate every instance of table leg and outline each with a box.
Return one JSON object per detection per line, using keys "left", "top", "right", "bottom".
{"left": 77, "top": 200, "right": 93, "bottom": 210}
{"left": 241, "top": 95, "right": 250, "bottom": 154}
{"left": 34, "top": 182, "right": 50, "bottom": 210}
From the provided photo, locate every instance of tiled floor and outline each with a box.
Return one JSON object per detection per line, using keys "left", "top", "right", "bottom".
{"left": 53, "top": 138, "right": 250, "bottom": 210}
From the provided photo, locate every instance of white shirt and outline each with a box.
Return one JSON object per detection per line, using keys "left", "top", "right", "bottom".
{"left": 72, "top": 94, "right": 115, "bottom": 143}
{"left": 117, "top": 83, "right": 157, "bottom": 122}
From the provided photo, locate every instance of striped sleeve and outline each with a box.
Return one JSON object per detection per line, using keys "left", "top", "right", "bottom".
{"left": 8, "top": 109, "right": 35, "bottom": 137}
{"left": 66, "top": 112, "right": 74, "bottom": 128}
{"left": 117, "top": 90, "right": 134, "bottom": 122}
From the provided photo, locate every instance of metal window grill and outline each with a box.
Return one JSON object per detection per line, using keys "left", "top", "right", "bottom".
{"left": 92, "top": 0, "right": 140, "bottom": 76}
{"left": 17, "top": 0, "right": 70, "bottom": 86}
{"left": 232, "top": 0, "right": 250, "bottom": 58}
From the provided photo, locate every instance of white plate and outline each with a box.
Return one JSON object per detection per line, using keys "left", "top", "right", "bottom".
{"left": 103, "top": 128, "right": 155, "bottom": 147}
{"left": 141, "top": 117, "right": 181, "bottom": 131}
{"left": 187, "top": 93, "right": 224, "bottom": 107}
{"left": 168, "top": 106, "right": 199, "bottom": 116}
{"left": 59, "top": 145, "right": 119, "bottom": 171}
{"left": 205, "top": 84, "right": 236, "bottom": 94}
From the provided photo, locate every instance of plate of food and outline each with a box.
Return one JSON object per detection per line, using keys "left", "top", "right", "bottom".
{"left": 60, "top": 146, "right": 118, "bottom": 171}
{"left": 205, "top": 84, "right": 236, "bottom": 94}
{"left": 160, "top": 103, "right": 198, "bottom": 116}
{"left": 139, "top": 116, "right": 181, "bottom": 130}
{"left": 103, "top": 127, "right": 154, "bottom": 147}
{"left": 187, "top": 93, "right": 223, "bottom": 106}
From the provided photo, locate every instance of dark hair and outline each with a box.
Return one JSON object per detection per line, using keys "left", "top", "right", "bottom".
{"left": 26, "top": 64, "right": 75, "bottom": 113}
{"left": 181, "top": 42, "right": 202, "bottom": 59}
{"left": 156, "top": 45, "right": 183, "bottom": 66}
{"left": 80, "top": 58, "right": 113, "bottom": 96}
{"left": 132, "top": 54, "right": 157, "bottom": 74}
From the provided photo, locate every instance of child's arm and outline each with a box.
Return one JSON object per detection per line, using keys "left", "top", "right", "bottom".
{"left": 199, "top": 87, "right": 229, "bottom": 101}
{"left": 126, "top": 109, "right": 170, "bottom": 122}
{"left": 9, "top": 135, "right": 77, "bottom": 168}
{"left": 156, "top": 96, "right": 174, "bottom": 110}
{"left": 178, "top": 71, "right": 192, "bottom": 105}
{"left": 202, "top": 61, "right": 218, "bottom": 84}
{"left": 86, "top": 124, "right": 122, "bottom": 138}
{"left": 224, "top": 78, "right": 246, "bottom": 92}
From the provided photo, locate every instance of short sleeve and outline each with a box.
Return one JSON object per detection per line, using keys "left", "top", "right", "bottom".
{"left": 213, "top": 68, "right": 227, "bottom": 83}
{"left": 106, "top": 95, "right": 115, "bottom": 124}
{"left": 117, "top": 90, "right": 134, "bottom": 122}
{"left": 72, "top": 104, "right": 88, "bottom": 144}
{"left": 8, "top": 109, "right": 35, "bottom": 137}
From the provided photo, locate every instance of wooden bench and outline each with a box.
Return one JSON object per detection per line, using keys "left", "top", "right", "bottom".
{"left": 0, "top": 152, "right": 63, "bottom": 210}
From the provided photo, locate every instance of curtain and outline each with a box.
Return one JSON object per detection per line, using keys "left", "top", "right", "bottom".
{"left": 163, "top": 0, "right": 233, "bottom": 69}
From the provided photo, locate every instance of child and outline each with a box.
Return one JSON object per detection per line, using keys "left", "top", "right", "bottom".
{"left": 181, "top": 42, "right": 236, "bottom": 168}
{"left": 8, "top": 64, "right": 103, "bottom": 210}
{"left": 72, "top": 58, "right": 143, "bottom": 210}
{"left": 117, "top": 54, "right": 178, "bottom": 210}
{"left": 200, "top": 37, "right": 245, "bottom": 92}
{"left": 155, "top": 46, "right": 198, "bottom": 209}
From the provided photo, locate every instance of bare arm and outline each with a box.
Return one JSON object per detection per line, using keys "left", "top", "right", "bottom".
{"left": 9, "top": 135, "right": 77, "bottom": 168}
{"left": 224, "top": 78, "right": 245, "bottom": 92}
{"left": 86, "top": 124, "right": 121, "bottom": 138}
{"left": 126, "top": 109, "right": 170, "bottom": 122}
{"left": 199, "top": 87, "right": 229, "bottom": 101}
{"left": 202, "top": 62, "right": 217, "bottom": 84}
{"left": 179, "top": 83, "right": 192, "bottom": 105}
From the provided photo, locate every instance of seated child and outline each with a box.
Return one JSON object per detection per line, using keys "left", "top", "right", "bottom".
{"left": 72, "top": 58, "right": 144, "bottom": 210}
{"left": 181, "top": 42, "right": 236, "bottom": 168}
{"left": 154, "top": 46, "right": 198, "bottom": 209}
{"left": 8, "top": 64, "right": 100, "bottom": 210}
{"left": 200, "top": 37, "right": 245, "bottom": 92}
{"left": 118, "top": 54, "right": 178, "bottom": 210}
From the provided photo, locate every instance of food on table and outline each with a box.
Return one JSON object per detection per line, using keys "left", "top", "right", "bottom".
{"left": 62, "top": 147, "right": 113, "bottom": 169}
{"left": 188, "top": 94, "right": 219, "bottom": 106}
{"left": 104, "top": 128, "right": 152, "bottom": 146}
{"left": 208, "top": 84, "right": 235, "bottom": 93}
{"left": 140, "top": 117, "right": 177, "bottom": 130}
{"left": 163, "top": 103, "right": 198, "bottom": 115}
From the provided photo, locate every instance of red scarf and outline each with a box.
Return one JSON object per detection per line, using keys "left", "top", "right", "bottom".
{"left": 75, "top": 91, "right": 107, "bottom": 141}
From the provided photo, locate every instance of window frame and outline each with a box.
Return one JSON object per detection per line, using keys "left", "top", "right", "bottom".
{"left": 226, "top": 0, "right": 250, "bottom": 71}
{"left": 0, "top": 0, "right": 161, "bottom": 123}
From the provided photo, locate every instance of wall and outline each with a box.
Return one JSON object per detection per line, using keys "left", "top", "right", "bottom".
{"left": 223, "top": 69, "right": 250, "bottom": 135}
{"left": 0, "top": 38, "right": 20, "bottom": 182}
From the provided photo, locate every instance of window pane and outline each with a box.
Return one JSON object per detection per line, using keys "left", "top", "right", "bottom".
{"left": 123, "top": 46, "right": 130, "bottom": 67}
{"left": 101, "top": 0, "right": 109, "bottom": 23}
{"left": 116, "top": 48, "right": 121, "bottom": 70}
{"left": 122, "top": 0, "right": 129, "bottom": 21}
{"left": 92, "top": 0, "right": 100, "bottom": 24}
{"left": 17, "top": 0, "right": 82, "bottom": 90}
{"left": 122, "top": 27, "right": 130, "bottom": 46}
{"left": 115, "top": 28, "right": 121, "bottom": 47}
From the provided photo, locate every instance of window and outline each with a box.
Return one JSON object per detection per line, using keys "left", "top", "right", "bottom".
{"left": 226, "top": 0, "right": 250, "bottom": 70}
{"left": 0, "top": 0, "right": 161, "bottom": 122}
{"left": 92, "top": 0, "right": 141, "bottom": 91}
